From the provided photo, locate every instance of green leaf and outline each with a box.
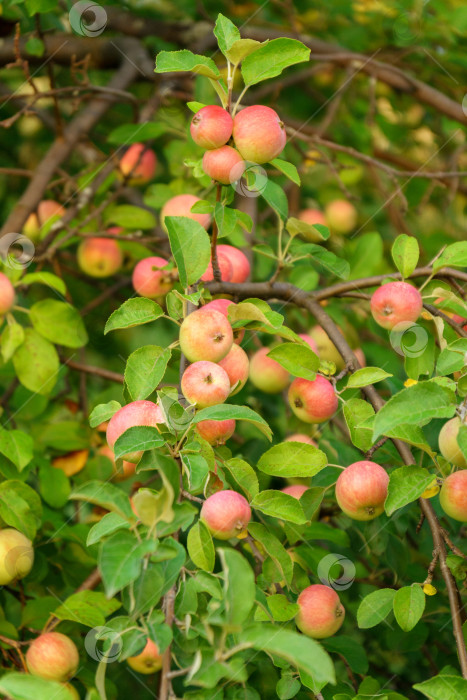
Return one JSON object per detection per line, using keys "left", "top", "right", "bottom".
{"left": 0, "top": 674, "right": 74, "bottom": 700}
{"left": 219, "top": 548, "right": 255, "bottom": 627}
{"left": 25, "top": 37, "right": 45, "bottom": 57}
{"left": 226, "top": 39, "right": 264, "bottom": 66}
{"left": 343, "top": 398, "right": 375, "bottom": 451}
{"left": 223, "top": 458, "right": 259, "bottom": 500}
{"left": 107, "top": 122, "right": 166, "bottom": 145}
{"left": 187, "top": 520, "right": 215, "bottom": 572}
{"left": 267, "top": 342, "right": 318, "bottom": 380}
{"left": 70, "top": 480, "right": 134, "bottom": 520}
{"left": 277, "top": 674, "right": 301, "bottom": 700}
{"left": 286, "top": 217, "right": 329, "bottom": 241}
{"left": 0, "top": 428, "right": 33, "bottom": 471}
{"left": 248, "top": 522, "right": 293, "bottom": 586}
{"left": 392, "top": 234, "right": 419, "bottom": 279}
{"left": 187, "top": 101, "right": 206, "bottom": 113}
{"left": 155, "top": 50, "right": 221, "bottom": 80}
{"left": 414, "top": 674, "right": 467, "bottom": 700}
{"left": 21, "top": 271, "right": 66, "bottom": 296}
{"left": 125, "top": 345, "right": 171, "bottom": 401}
{"left": 89, "top": 400, "right": 121, "bottom": 428}
{"left": 322, "top": 636, "right": 369, "bottom": 675}
{"left": 250, "top": 490, "right": 307, "bottom": 524}
{"left": 261, "top": 179, "right": 288, "bottom": 221}
{"left": 30, "top": 300, "right": 88, "bottom": 348}
{"left": 39, "top": 462, "right": 70, "bottom": 509}
{"left": 99, "top": 530, "right": 156, "bottom": 598}
{"left": 385, "top": 466, "right": 435, "bottom": 516}
{"left": 433, "top": 241, "right": 467, "bottom": 271}
{"left": 346, "top": 367, "right": 392, "bottom": 388}
{"left": 257, "top": 441, "right": 327, "bottom": 478}
{"left": 267, "top": 594, "right": 299, "bottom": 621}
{"left": 241, "top": 38, "right": 310, "bottom": 86}
{"left": 372, "top": 381, "right": 456, "bottom": 440}
{"left": 393, "top": 585, "right": 425, "bottom": 632}
{"left": 214, "top": 13, "right": 240, "bottom": 55}
{"left": 13, "top": 329, "right": 59, "bottom": 395}
{"left": 54, "top": 590, "right": 121, "bottom": 627}
{"left": 270, "top": 159, "right": 301, "bottom": 185}
{"left": 165, "top": 216, "right": 211, "bottom": 287}
{"left": 87, "top": 512, "right": 130, "bottom": 546}
{"left": 104, "top": 298, "right": 164, "bottom": 334}
{"left": 113, "top": 426, "right": 164, "bottom": 461}
{"left": 103, "top": 204, "right": 156, "bottom": 229}
{"left": 0, "top": 480, "right": 42, "bottom": 539}
{"left": 193, "top": 404, "right": 272, "bottom": 440}
{"left": 357, "top": 589, "right": 396, "bottom": 629}
{"left": 1, "top": 322, "right": 24, "bottom": 363}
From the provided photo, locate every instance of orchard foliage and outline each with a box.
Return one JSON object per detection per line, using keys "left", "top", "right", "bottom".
{"left": 0, "top": 2, "right": 466, "bottom": 700}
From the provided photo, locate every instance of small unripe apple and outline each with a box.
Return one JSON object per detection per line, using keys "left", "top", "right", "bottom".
{"left": 202, "top": 146, "right": 245, "bottom": 185}
{"left": 0, "top": 528, "right": 34, "bottom": 585}
{"left": 23, "top": 200, "right": 65, "bottom": 241}
{"left": 218, "top": 343, "right": 249, "bottom": 395}
{"left": 233, "top": 105, "right": 286, "bottom": 164}
{"left": 285, "top": 434, "right": 317, "bottom": 446}
{"left": 0, "top": 273, "right": 15, "bottom": 315}
{"left": 63, "top": 684, "right": 80, "bottom": 700}
{"left": 200, "top": 250, "right": 233, "bottom": 282}
{"left": 281, "top": 485, "right": 309, "bottom": 499}
{"left": 190, "top": 105, "right": 233, "bottom": 149}
{"left": 77, "top": 237, "right": 123, "bottom": 278}
{"left": 52, "top": 449, "right": 89, "bottom": 477}
{"left": 127, "top": 638, "right": 162, "bottom": 674}
{"left": 438, "top": 417, "right": 467, "bottom": 468}
{"left": 288, "top": 376, "right": 338, "bottom": 424}
{"left": 298, "top": 333, "right": 318, "bottom": 355}
{"left": 132, "top": 256, "right": 173, "bottom": 299}
{"left": 196, "top": 418, "right": 236, "bottom": 445}
{"left": 106, "top": 400, "right": 165, "bottom": 463}
{"left": 181, "top": 361, "right": 230, "bottom": 408}
{"left": 26, "top": 632, "right": 79, "bottom": 682}
{"left": 161, "top": 194, "right": 211, "bottom": 231}
{"left": 335, "top": 460, "right": 389, "bottom": 520}
{"left": 202, "top": 299, "right": 244, "bottom": 344}
{"left": 179, "top": 308, "right": 233, "bottom": 363}
{"left": 296, "top": 584, "right": 345, "bottom": 638}
{"left": 439, "top": 470, "right": 467, "bottom": 522}
{"left": 297, "top": 208, "right": 327, "bottom": 242}
{"left": 325, "top": 199, "right": 357, "bottom": 234}
{"left": 308, "top": 325, "right": 344, "bottom": 370}
{"left": 217, "top": 244, "right": 250, "bottom": 283}
{"left": 249, "top": 347, "right": 290, "bottom": 394}
{"left": 119, "top": 143, "right": 156, "bottom": 185}
{"left": 370, "top": 281, "right": 423, "bottom": 330}
{"left": 200, "top": 489, "right": 251, "bottom": 539}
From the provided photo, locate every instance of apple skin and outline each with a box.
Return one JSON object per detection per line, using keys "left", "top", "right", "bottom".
{"left": 119, "top": 143, "right": 156, "bottom": 184}
{"left": 202, "top": 146, "right": 244, "bottom": 185}
{"left": 370, "top": 281, "right": 423, "bottom": 330}
{"left": 106, "top": 400, "right": 165, "bottom": 463}
{"left": 179, "top": 308, "right": 233, "bottom": 363}
{"left": 77, "top": 237, "right": 123, "bottom": 278}
{"left": 0, "top": 528, "right": 34, "bottom": 585}
{"left": 325, "top": 199, "right": 358, "bottom": 234}
{"left": 132, "top": 256, "right": 173, "bottom": 299}
{"left": 0, "top": 273, "right": 15, "bottom": 315}
{"left": 288, "top": 376, "right": 338, "bottom": 424}
{"left": 196, "top": 419, "right": 236, "bottom": 445}
{"left": 201, "top": 250, "right": 233, "bottom": 282}
{"left": 218, "top": 343, "right": 249, "bottom": 395}
{"left": 296, "top": 584, "right": 345, "bottom": 639}
{"left": 335, "top": 460, "right": 389, "bottom": 521}
{"left": 308, "top": 325, "right": 345, "bottom": 370}
{"left": 249, "top": 347, "right": 290, "bottom": 394}
{"left": 285, "top": 434, "right": 317, "bottom": 447}
{"left": 26, "top": 632, "right": 79, "bottom": 682}
{"left": 203, "top": 299, "right": 245, "bottom": 344}
{"left": 298, "top": 333, "right": 318, "bottom": 355}
{"left": 127, "top": 638, "right": 162, "bottom": 674}
{"left": 200, "top": 489, "right": 251, "bottom": 539}
{"left": 217, "top": 244, "right": 250, "bottom": 283}
{"left": 161, "top": 194, "right": 211, "bottom": 231}
{"left": 281, "top": 484, "right": 309, "bottom": 499}
{"left": 438, "top": 417, "right": 467, "bottom": 468}
{"left": 24, "top": 200, "right": 65, "bottom": 241}
{"left": 181, "top": 361, "right": 231, "bottom": 409}
{"left": 190, "top": 105, "right": 233, "bottom": 149}
{"left": 298, "top": 208, "right": 327, "bottom": 242}
{"left": 439, "top": 470, "right": 467, "bottom": 522}
{"left": 232, "top": 105, "right": 286, "bottom": 164}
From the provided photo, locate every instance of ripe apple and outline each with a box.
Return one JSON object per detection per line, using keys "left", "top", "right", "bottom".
{"left": 190, "top": 105, "right": 233, "bottom": 149}
{"left": 202, "top": 146, "right": 245, "bottom": 185}
{"left": 196, "top": 419, "right": 235, "bottom": 445}
{"left": 132, "top": 256, "right": 173, "bottom": 299}
{"left": 52, "top": 449, "right": 89, "bottom": 477}
{"left": 285, "top": 434, "right": 317, "bottom": 446}
{"left": 26, "top": 632, "right": 79, "bottom": 682}
{"left": 23, "top": 200, "right": 65, "bottom": 241}
{"left": 325, "top": 199, "right": 357, "bottom": 234}
{"left": 0, "top": 273, "right": 15, "bottom": 315}
{"left": 297, "top": 208, "right": 327, "bottom": 242}
{"left": 161, "top": 194, "right": 211, "bottom": 231}
{"left": 296, "top": 584, "right": 345, "bottom": 638}
{"left": 0, "top": 528, "right": 34, "bottom": 585}
{"left": 249, "top": 347, "right": 290, "bottom": 394}
{"left": 217, "top": 244, "right": 250, "bottom": 283}
{"left": 288, "top": 375, "right": 338, "bottom": 424}
{"left": 335, "top": 460, "right": 389, "bottom": 520}
{"left": 127, "top": 638, "right": 162, "bottom": 674}
{"left": 201, "top": 250, "right": 233, "bottom": 282}
{"left": 98, "top": 445, "right": 136, "bottom": 481}
{"left": 232, "top": 105, "right": 286, "bottom": 164}
{"left": 439, "top": 470, "right": 467, "bottom": 522}
{"left": 77, "top": 237, "right": 123, "bottom": 278}
{"left": 281, "top": 485, "right": 309, "bottom": 499}
{"left": 202, "top": 298, "right": 244, "bottom": 344}
{"left": 298, "top": 333, "right": 318, "bottom": 355}
{"left": 438, "top": 417, "right": 467, "bottom": 468}
{"left": 308, "top": 325, "right": 344, "bottom": 370}
{"left": 218, "top": 343, "right": 249, "bottom": 395}
{"left": 106, "top": 400, "right": 165, "bottom": 463}
{"left": 200, "top": 489, "right": 251, "bottom": 539}
{"left": 181, "top": 361, "right": 230, "bottom": 408}
{"left": 370, "top": 281, "right": 423, "bottom": 330}
{"left": 119, "top": 143, "right": 156, "bottom": 185}
{"left": 179, "top": 308, "right": 233, "bottom": 363}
